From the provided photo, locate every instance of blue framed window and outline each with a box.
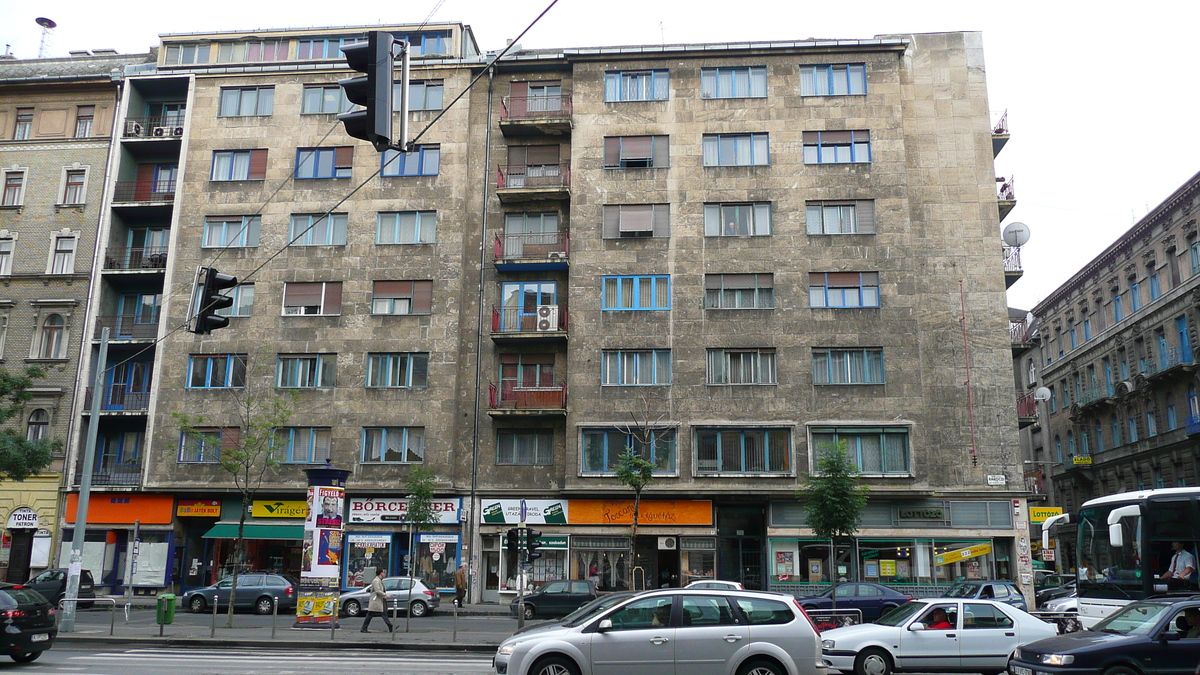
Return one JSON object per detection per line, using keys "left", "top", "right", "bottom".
{"left": 178, "top": 427, "right": 225, "bottom": 463}
{"left": 1113, "top": 292, "right": 1124, "bottom": 322}
{"left": 211, "top": 150, "right": 263, "bottom": 181}
{"left": 215, "top": 284, "right": 254, "bottom": 317}
{"left": 1111, "top": 416, "right": 1121, "bottom": 447}
{"left": 1192, "top": 242, "right": 1200, "bottom": 276}
{"left": 602, "top": 275, "right": 670, "bottom": 310}
{"left": 499, "top": 281, "right": 557, "bottom": 330}
{"left": 1067, "top": 431, "right": 1074, "bottom": 456}
{"left": 1094, "top": 424, "right": 1104, "bottom": 452}
{"left": 392, "top": 30, "right": 450, "bottom": 55}
{"left": 290, "top": 213, "right": 347, "bottom": 245}
{"left": 1054, "top": 436, "right": 1062, "bottom": 463}
{"left": 1080, "top": 431, "right": 1089, "bottom": 455}
{"left": 702, "top": 133, "right": 769, "bottom": 166}
{"left": 187, "top": 354, "right": 247, "bottom": 388}
{"left": 701, "top": 66, "right": 767, "bottom": 99}
{"left": 297, "top": 36, "right": 364, "bottom": 59}
{"left": 803, "top": 130, "right": 871, "bottom": 164}
{"left": 378, "top": 211, "right": 437, "bottom": 244}
{"left": 809, "top": 272, "right": 880, "bottom": 308}
{"left": 1127, "top": 418, "right": 1138, "bottom": 443}
{"left": 1149, "top": 273, "right": 1161, "bottom": 300}
{"left": 1049, "top": 385, "right": 1057, "bottom": 412}
{"left": 277, "top": 427, "right": 332, "bottom": 463}
{"left": 382, "top": 145, "right": 440, "bottom": 176}
{"left": 219, "top": 87, "right": 274, "bottom": 117}
{"left": 362, "top": 427, "right": 424, "bottom": 463}
{"left": 604, "top": 70, "right": 669, "bottom": 102}
{"left": 301, "top": 85, "right": 353, "bottom": 114}
{"left": 1069, "top": 328, "right": 1077, "bottom": 350}
{"left": 800, "top": 64, "right": 867, "bottom": 96}
{"left": 203, "top": 215, "right": 260, "bottom": 248}
{"left": 296, "top": 148, "right": 352, "bottom": 179}
{"left": 812, "top": 348, "right": 884, "bottom": 385}
{"left": 366, "top": 352, "right": 429, "bottom": 388}
{"left": 498, "top": 430, "right": 554, "bottom": 466}
{"left": 1147, "top": 411, "right": 1157, "bottom": 437}
{"left": 1179, "top": 316, "right": 1193, "bottom": 361}
{"left": 1167, "top": 404, "right": 1178, "bottom": 430}
{"left": 705, "top": 273, "right": 774, "bottom": 309}
{"left": 601, "top": 349, "right": 671, "bottom": 385}
{"left": 1083, "top": 317, "right": 1092, "bottom": 341}
{"left": 582, "top": 428, "right": 676, "bottom": 473}
{"left": 707, "top": 348, "right": 777, "bottom": 385}
{"left": 277, "top": 354, "right": 336, "bottom": 388}
{"left": 704, "top": 203, "right": 772, "bottom": 236}
{"left": 96, "top": 431, "right": 141, "bottom": 475}
{"left": 395, "top": 80, "right": 444, "bottom": 110}
{"left": 1131, "top": 283, "right": 1142, "bottom": 311}
{"left": 1061, "top": 380, "right": 1070, "bottom": 407}
{"left": 1103, "top": 358, "right": 1114, "bottom": 396}
{"left": 696, "top": 428, "right": 790, "bottom": 474}
{"left": 1120, "top": 359, "right": 1129, "bottom": 380}
{"left": 811, "top": 427, "right": 909, "bottom": 474}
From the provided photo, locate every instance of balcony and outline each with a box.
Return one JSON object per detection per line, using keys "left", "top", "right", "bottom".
{"left": 1003, "top": 245, "right": 1023, "bottom": 288}
{"left": 103, "top": 246, "right": 168, "bottom": 271}
{"left": 1016, "top": 390, "right": 1038, "bottom": 429}
{"left": 1143, "top": 348, "right": 1196, "bottom": 379}
{"left": 991, "top": 110, "right": 1009, "bottom": 158}
{"left": 76, "top": 463, "right": 142, "bottom": 487}
{"left": 997, "top": 176, "right": 1016, "bottom": 221}
{"left": 82, "top": 386, "right": 151, "bottom": 413}
{"left": 1187, "top": 415, "right": 1200, "bottom": 435}
{"left": 1077, "top": 386, "right": 1115, "bottom": 409}
{"left": 496, "top": 162, "right": 570, "bottom": 202}
{"left": 94, "top": 316, "right": 159, "bottom": 341}
{"left": 491, "top": 305, "right": 568, "bottom": 343}
{"left": 488, "top": 382, "right": 567, "bottom": 417}
{"left": 1010, "top": 319, "right": 1033, "bottom": 354}
{"left": 123, "top": 116, "right": 185, "bottom": 140}
{"left": 112, "top": 180, "right": 175, "bottom": 204}
{"left": 494, "top": 232, "right": 569, "bottom": 272}
{"left": 499, "top": 95, "right": 573, "bottom": 137}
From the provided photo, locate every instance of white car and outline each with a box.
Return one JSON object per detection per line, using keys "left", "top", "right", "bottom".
{"left": 1042, "top": 595, "right": 1077, "bottom": 613}
{"left": 820, "top": 598, "right": 1056, "bottom": 675}
{"left": 684, "top": 579, "right": 745, "bottom": 590}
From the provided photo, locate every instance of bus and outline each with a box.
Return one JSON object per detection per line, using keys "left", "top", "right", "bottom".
{"left": 1042, "top": 487, "right": 1200, "bottom": 628}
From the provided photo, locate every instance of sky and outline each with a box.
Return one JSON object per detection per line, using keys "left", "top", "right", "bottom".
{"left": 3, "top": 0, "right": 1197, "bottom": 311}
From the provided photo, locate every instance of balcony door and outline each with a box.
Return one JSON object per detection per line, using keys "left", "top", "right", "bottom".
{"left": 499, "top": 354, "right": 555, "bottom": 404}
{"left": 116, "top": 293, "right": 161, "bottom": 338}
{"left": 506, "top": 145, "right": 560, "bottom": 188}
{"left": 94, "top": 432, "right": 142, "bottom": 484}
{"left": 105, "top": 361, "right": 153, "bottom": 410}
{"left": 501, "top": 281, "right": 556, "bottom": 332}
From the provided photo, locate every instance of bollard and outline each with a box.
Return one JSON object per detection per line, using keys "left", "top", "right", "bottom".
{"left": 330, "top": 595, "right": 336, "bottom": 641}
{"left": 211, "top": 597, "right": 218, "bottom": 638}
{"left": 391, "top": 600, "right": 397, "bottom": 643}
{"left": 453, "top": 599, "right": 458, "bottom": 642}
{"left": 109, "top": 601, "right": 115, "bottom": 636}
{"left": 271, "top": 596, "right": 278, "bottom": 640}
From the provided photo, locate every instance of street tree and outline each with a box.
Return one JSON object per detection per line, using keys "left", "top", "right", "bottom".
{"left": 613, "top": 393, "right": 669, "bottom": 590}
{"left": 795, "top": 439, "right": 869, "bottom": 609}
{"left": 0, "top": 367, "right": 59, "bottom": 481}
{"left": 402, "top": 465, "right": 438, "bottom": 632}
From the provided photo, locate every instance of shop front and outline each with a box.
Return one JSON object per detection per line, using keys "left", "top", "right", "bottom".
{"left": 62, "top": 492, "right": 175, "bottom": 593}
{"left": 198, "top": 497, "right": 305, "bottom": 583}
{"left": 1, "top": 475, "right": 60, "bottom": 584}
{"left": 344, "top": 495, "right": 462, "bottom": 593}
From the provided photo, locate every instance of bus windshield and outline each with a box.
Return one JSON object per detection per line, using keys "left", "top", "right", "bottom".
{"left": 1077, "top": 503, "right": 1144, "bottom": 600}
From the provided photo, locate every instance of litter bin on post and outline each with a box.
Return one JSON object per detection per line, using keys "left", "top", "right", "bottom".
{"left": 156, "top": 594, "right": 176, "bottom": 636}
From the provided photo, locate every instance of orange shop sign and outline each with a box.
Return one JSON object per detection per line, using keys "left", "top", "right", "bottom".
{"left": 177, "top": 499, "right": 221, "bottom": 517}
{"left": 568, "top": 500, "right": 712, "bottom": 526}
{"left": 65, "top": 493, "right": 174, "bottom": 525}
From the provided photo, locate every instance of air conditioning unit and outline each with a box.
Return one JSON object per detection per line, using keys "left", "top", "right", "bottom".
{"left": 171, "top": 126, "right": 184, "bottom": 137}
{"left": 535, "top": 304, "right": 559, "bottom": 331}
{"left": 152, "top": 126, "right": 171, "bottom": 137}
{"left": 125, "top": 121, "right": 143, "bottom": 136}
{"left": 658, "top": 537, "right": 677, "bottom": 551}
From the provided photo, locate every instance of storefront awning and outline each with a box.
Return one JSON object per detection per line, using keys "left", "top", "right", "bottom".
{"left": 203, "top": 522, "right": 304, "bottom": 540}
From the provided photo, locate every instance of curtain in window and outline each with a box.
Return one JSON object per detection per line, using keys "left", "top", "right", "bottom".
{"left": 604, "top": 73, "right": 620, "bottom": 102}
{"left": 749, "top": 68, "right": 767, "bottom": 97}
{"left": 652, "top": 72, "right": 669, "bottom": 100}
{"left": 701, "top": 136, "right": 719, "bottom": 167}
{"left": 859, "top": 434, "right": 883, "bottom": 472}
{"left": 720, "top": 431, "right": 742, "bottom": 472}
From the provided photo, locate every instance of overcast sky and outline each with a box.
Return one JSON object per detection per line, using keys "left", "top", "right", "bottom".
{"left": 3, "top": 0, "right": 1197, "bottom": 311}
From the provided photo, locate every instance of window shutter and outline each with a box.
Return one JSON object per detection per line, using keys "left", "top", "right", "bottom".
{"left": 248, "top": 149, "right": 268, "bottom": 179}
{"left": 651, "top": 136, "right": 669, "bottom": 167}
{"left": 221, "top": 427, "right": 242, "bottom": 451}
{"left": 526, "top": 145, "right": 560, "bottom": 164}
{"left": 603, "top": 138, "right": 620, "bottom": 167}
{"left": 136, "top": 164, "right": 155, "bottom": 182}
{"left": 704, "top": 275, "right": 722, "bottom": 290}
{"left": 322, "top": 282, "right": 342, "bottom": 314}
{"left": 821, "top": 131, "right": 852, "bottom": 143}
{"left": 334, "top": 146, "right": 354, "bottom": 168}
{"left": 618, "top": 205, "right": 653, "bottom": 232}
{"left": 620, "top": 136, "right": 652, "bottom": 159}
{"left": 602, "top": 205, "right": 620, "bottom": 238}
{"left": 509, "top": 81, "right": 528, "bottom": 97}
{"left": 856, "top": 200, "right": 876, "bottom": 233}
{"left": 827, "top": 272, "right": 861, "bottom": 287}
{"left": 802, "top": 131, "right": 819, "bottom": 144}
{"left": 285, "top": 282, "right": 322, "bottom": 305}
{"left": 412, "top": 281, "right": 433, "bottom": 313}
{"left": 861, "top": 272, "right": 879, "bottom": 285}
{"left": 652, "top": 204, "right": 670, "bottom": 237}
{"left": 508, "top": 81, "right": 528, "bottom": 118}
{"left": 722, "top": 274, "right": 756, "bottom": 289}
{"left": 373, "top": 280, "right": 413, "bottom": 298}
{"left": 757, "top": 273, "right": 774, "bottom": 289}
{"left": 507, "top": 146, "right": 527, "bottom": 168}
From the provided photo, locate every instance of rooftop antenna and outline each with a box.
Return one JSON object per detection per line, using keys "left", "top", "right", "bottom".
{"left": 35, "top": 17, "right": 57, "bottom": 58}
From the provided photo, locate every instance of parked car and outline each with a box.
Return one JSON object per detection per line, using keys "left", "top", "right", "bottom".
{"left": 1035, "top": 575, "right": 1076, "bottom": 607}
{"left": 0, "top": 583, "right": 57, "bottom": 663}
{"left": 25, "top": 568, "right": 95, "bottom": 609}
{"left": 821, "top": 598, "right": 1056, "bottom": 675}
{"left": 796, "top": 582, "right": 914, "bottom": 623}
{"left": 684, "top": 579, "right": 745, "bottom": 590}
{"left": 1008, "top": 596, "right": 1200, "bottom": 675}
{"left": 339, "top": 576, "right": 440, "bottom": 618}
{"left": 184, "top": 573, "right": 297, "bottom": 614}
{"left": 942, "top": 580, "right": 1028, "bottom": 611}
{"left": 512, "top": 591, "right": 641, "bottom": 636}
{"left": 509, "top": 579, "right": 597, "bottom": 620}
{"left": 1043, "top": 594, "right": 1078, "bottom": 613}
{"left": 495, "top": 588, "right": 825, "bottom": 675}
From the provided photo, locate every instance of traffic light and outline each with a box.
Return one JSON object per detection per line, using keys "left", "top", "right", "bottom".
{"left": 188, "top": 266, "right": 238, "bottom": 334}
{"left": 338, "top": 31, "right": 394, "bottom": 152}
{"left": 505, "top": 528, "right": 520, "bottom": 553}
{"left": 526, "top": 528, "right": 543, "bottom": 562}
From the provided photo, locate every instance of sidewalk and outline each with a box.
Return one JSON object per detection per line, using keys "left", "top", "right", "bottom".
{"left": 89, "top": 594, "right": 511, "bottom": 616}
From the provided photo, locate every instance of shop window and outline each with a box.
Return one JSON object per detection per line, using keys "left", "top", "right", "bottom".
{"left": 411, "top": 535, "right": 461, "bottom": 591}
{"left": 570, "top": 538, "right": 629, "bottom": 593}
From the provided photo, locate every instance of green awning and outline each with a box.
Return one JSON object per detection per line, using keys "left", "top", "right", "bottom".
{"left": 203, "top": 522, "right": 304, "bottom": 540}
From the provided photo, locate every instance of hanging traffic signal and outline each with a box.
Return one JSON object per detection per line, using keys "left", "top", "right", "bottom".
{"left": 505, "top": 528, "right": 520, "bottom": 553}
{"left": 526, "top": 528, "right": 543, "bottom": 562}
{"left": 338, "top": 31, "right": 395, "bottom": 152}
{"left": 188, "top": 266, "right": 238, "bottom": 334}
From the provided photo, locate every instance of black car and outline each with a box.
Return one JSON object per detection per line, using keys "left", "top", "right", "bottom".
{"left": 796, "top": 582, "right": 914, "bottom": 622}
{"left": 25, "top": 568, "right": 95, "bottom": 609}
{"left": 0, "top": 583, "right": 57, "bottom": 663}
{"left": 942, "top": 579, "right": 1028, "bottom": 611}
{"left": 1009, "top": 596, "right": 1200, "bottom": 675}
{"left": 509, "top": 579, "right": 597, "bottom": 620}
{"left": 183, "top": 573, "right": 298, "bottom": 614}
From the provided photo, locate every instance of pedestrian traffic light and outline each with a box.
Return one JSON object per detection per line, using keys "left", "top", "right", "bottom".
{"left": 188, "top": 266, "right": 238, "bottom": 334}
{"left": 526, "top": 528, "right": 543, "bottom": 562}
{"left": 338, "top": 31, "right": 395, "bottom": 152}
{"left": 505, "top": 528, "right": 520, "bottom": 553}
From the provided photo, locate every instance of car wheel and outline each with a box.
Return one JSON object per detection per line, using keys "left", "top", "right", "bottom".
{"left": 11, "top": 652, "right": 42, "bottom": 663}
{"left": 1102, "top": 667, "right": 1141, "bottom": 675}
{"left": 523, "top": 603, "right": 535, "bottom": 620}
{"left": 529, "top": 655, "right": 580, "bottom": 675}
{"left": 409, "top": 600, "right": 428, "bottom": 618}
{"left": 737, "top": 658, "right": 786, "bottom": 675}
{"left": 189, "top": 595, "right": 207, "bottom": 613}
{"left": 854, "top": 647, "right": 894, "bottom": 675}
{"left": 343, "top": 599, "right": 362, "bottom": 617}
{"left": 255, "top": 597, "right": 274, "bottom": 615}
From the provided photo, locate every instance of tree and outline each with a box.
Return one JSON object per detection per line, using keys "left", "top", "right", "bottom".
{"left": 613, "top": 393, "right": 669, "bottom": 590}
{"left": 0, "top": 367, "right": 58, "bottom": 481}
{"left": 795, "top": 440, "right": 869, "bottom": 609}
{"left": 402, "top": 465, "right": 438, "bottom": 632}
{"left": 615, "top": 448, "right": 655, "bottom": 590}
{"left": 174, "top": 357, "right": 297, "bottom": 628}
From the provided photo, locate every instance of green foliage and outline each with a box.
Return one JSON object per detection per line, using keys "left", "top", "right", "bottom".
{"left": 0, "top": 366, "right": 59, "bottom": 481}
{"left": 615, "top": 447, "right": 655, "bottom": 494}
{"left": 404, "top": 466, "right": 439, "bottom": 531}
{"left": 796, "top": 440, "right": 870, "bottom": 540}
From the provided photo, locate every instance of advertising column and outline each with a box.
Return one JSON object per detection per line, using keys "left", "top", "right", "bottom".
{"left": 295, "top": 463, "right": 349, "bottom": 629}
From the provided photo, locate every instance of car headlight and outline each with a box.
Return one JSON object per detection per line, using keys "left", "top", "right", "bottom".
{"left": 1039, "top": 654, "right": 1074, "bottom": 665}
{"left": 821, "top": 639, "right": 835, "bottom": 650}
{"left": 497, "top": 643, "right": 516, "bottom": 656}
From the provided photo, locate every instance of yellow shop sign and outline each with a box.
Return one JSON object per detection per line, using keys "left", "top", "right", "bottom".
{"left": 1072, "top": 455, "right": 1092, "bottom": 465}
{"left": 252, "top": 500, "right": 308, "bottom": 518}
{"left": 1030, "top": 506, "right": 1063, "bottom": 524}
{"left": 935, "top": 543, "right": 993, "bottom": 566}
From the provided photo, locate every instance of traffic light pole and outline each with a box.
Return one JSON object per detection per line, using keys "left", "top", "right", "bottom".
{"left": 516, "top": 521, "right": 526, "bottom": 631}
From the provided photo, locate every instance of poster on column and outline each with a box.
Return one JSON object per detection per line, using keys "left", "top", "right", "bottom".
{"left": 310, "top": 485, "right": 345, "bottom": 529}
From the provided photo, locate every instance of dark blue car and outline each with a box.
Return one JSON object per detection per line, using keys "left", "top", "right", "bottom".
{"left": 796, "top": 582, "right": 913, "bottom": 622}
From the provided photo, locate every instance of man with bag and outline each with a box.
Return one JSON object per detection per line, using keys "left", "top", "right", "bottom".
{"left": 454, "top": 562, "right": 468, "bottom": 608}
{"left": 360, "top": 567, "right": 393, "bottom": 633}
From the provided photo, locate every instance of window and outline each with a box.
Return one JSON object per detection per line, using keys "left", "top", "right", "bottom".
{"left": 602, "top": 275, "right": 670, "bottom": 310}
{"left": 800, "top": 64, "right": 867, "bottom": 96}
{"left": 601, "top": 349, "right": 671, "bottom": 385}
{"left": 163, "top": 43, "right": 211, "bottom": 65}
{"left": 203, "top": 216, "right": 261, "bottom": 247}
{"left": 211, "top": 149, "right": 267, "bottom": 181}
{"left": 1069, "top": 328, "right": 1077, "bottom": 349}
{"left": 25, "top": 409, "right": 48, "bottom": 442}
{"left": 1049, "top": 385, "right": 1057, "bottom": 412}
{"left": 277, "top": 354, "right": 336, "bottom": 388}
{"left": 812, "top": 348, "right": 885, "bottom": 385}
{"left": 707, "top": 348, "right": 777, "bottom": 385}
{"left": 499, "top": 281, "right": 558, "bottom": 331}
{"left": 1095, "top": 424, "right": 1104, "bottom": 452}
{"left": 1168, "top": 404, "right": 1178, "bottom": 431}
{"left": 0, "top": 238, "right": 12, "bottom": 275}
{"left": 803, "top": 130, "right": 872, "bottom": 164}
{"left": 811, "top": 427, "right": 910, "bottom": 474}
{"left": 397, "top": 80, "right": 444, "bottom": 110}
{"left": 702, "top": 133, "right": 769, "bottom": 166}
{"left": 362, "top": 427, "right": 424, "bottom": 463}
{"left": 394, "top": 30, "right": 450, "bottom": 55}
{"left": 602, "top": 204, "right": 669, "bottom": 238}
{"left": 701, "top": 66, "right": 767, "bottom": 98}
{"left": 215, "top": 284, "right": 254, "bottom": 317}
{"left": 377, "top": 211, "right": 436, "bottom": 244}
{"left": 705, "top": 274, "right": 774, "bottom": 309}
{"left": 301, "top": 85, "right": 353, "bottom": 114}
{"left": 381, "top": 145, "right": 440, "bottom": 176}
{"left": 1149, "top": 273, "right": 1161, "bottom": 300}
{"left": 806, "top": 200, "right": 875, "bottom": 235}
{"left": 74, "top": 106, "right": 94, "bottom": 137}
{"left": 604, "top": 70, "right": 669, "bottom": 102}
{"left": 2, "top": 171, "right": 24, "bottom": 206}
{"left": 582, "top": 428, "right": 676, "bottom": 473}
{"left": 1193, "top": 242, "right": 1200, "bottom": 276}
{"left": 219, "top": 87, "right": 274, "bottom": 116}
{"left": 809, "top": 272, "right": 880, "bottom": 308}
{"left": 1083, "top": 317, "right": 1092, "bottom": 341}
{"left": 296, "top": 36, "right": 363, "bottom": 60}
{"left": 1147, "top": 411, "right": 1157, "bottom": 437}
{"left": 704, "top": 203, "right": 772, "bottom": 236}
{"left": 187, "top": 354, "right": 247, "bottom": 388}
{"left": 13, "top": 109, "right": 33, "bottom": 140}
{"left": 289, "top": 213, "right": 348, "bottom": 245}
{"left": 178, "top": 427, "right": 228, "bottom": 463}
{"left": 365, "top": 352, "right": 429, "bottom": 388}
{"left": 696, "top": 428, "right": 790, "bottom": 474}
{"left": 50, "top": 235, "right": 76, "bottom": 274}
{"left": 37, "top": 314, "right": 65, "bottom": 358}
{"left": 371, "top": 281, "right": 433, "bottom": 315}
{"left": 278, "top": 427, "right": 332, "bottom": 463}
{"left": 1111, "top": 416, "right": 1120, "bottom": 447}
{"left": 282, "top": 282, "right": 342, "bottom": 315}
{"left": 216, "top": 40, "right": 287, "bottom": 62}
{"left": 603, "top": 135, "right": 669, "bottom": 168}
{"left": 296, "top": 147, "right": 353, "bottom": 179}
{"left": 1131, "top": 283, "right": 1142, "bottom": 311}
{"left": 1128, "top": 417, "right": 1138, "bottom": 443}
{"left": 1113, "top": 291, "right": 1124, "bottom": 322}
{"left": 497, "top": 430, "right": 554, "bottom": 466}
{"left": 963, "top": 603, "right": 1013, "bottom": 630}
{"left": 62, "top": 170, "right": 86, "bottom": 204}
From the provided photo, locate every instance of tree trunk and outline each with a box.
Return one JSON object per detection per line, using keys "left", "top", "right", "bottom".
{"left": 829, "top": 536, "right": 837, "bottom": 612}
{"left": 629, "top": 488, "right": 642, "bottom": 590}
{"left": 229, "top": 512, "right": 245, "bottom": 628}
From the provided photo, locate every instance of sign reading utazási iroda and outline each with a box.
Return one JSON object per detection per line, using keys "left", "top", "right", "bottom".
{"left": 348, "top": 497, "right": 462, "bottom": 524}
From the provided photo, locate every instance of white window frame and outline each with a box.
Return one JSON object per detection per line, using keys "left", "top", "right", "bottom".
{"left": 31, "top": 310, "right": 70, "bottom": 360}
{"left": 281, "top": 281, "right": 341, "bottom": 316}
{"left": 289, "top": 213, "right": 348, "bottom": 245}
{"left": 707, "top": 348, "right": 777, "bottom": 385}
{"left": 0, "top": 235, "right": 14, "bottom": 276}
{"left": 203, "top": 216, "right": 261, "bottom": 248}
{"left": 215, "top": 284, "right": 254, "bottom": 317}
{"left": 218, "top": 87, "right": 275, "bottom": 117}
{"left": 2, "top": 168, "right": 28, "bottom": 207}
{"left": 47, "top": 230, "right": 78, "bottom": 275}
{"left": 58, "top": 164, "right": 90, "bottom": 206}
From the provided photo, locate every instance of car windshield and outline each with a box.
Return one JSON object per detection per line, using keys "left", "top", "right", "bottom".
{"left": 943, "top": 583, "right": 979, "bottom": 598}
{"left": 0, "top": 588, "right": 49, "bottom": 607}
{"left": 875, "top": 601, "right": 925, "bottom": 626}
{"left": 1091, "top": 602, "right": 1173, "bottom": 636}
{"left": 565, "top": 594, "right": 629, "bottom": 626}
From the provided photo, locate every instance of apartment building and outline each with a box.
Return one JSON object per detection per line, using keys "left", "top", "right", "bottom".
{"left": 61, "top": 25, "right": 1028, "bottom": 602}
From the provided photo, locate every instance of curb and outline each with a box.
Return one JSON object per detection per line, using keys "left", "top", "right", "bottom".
{"left": 56, "top": 635, "right": 499, "bottom": 651}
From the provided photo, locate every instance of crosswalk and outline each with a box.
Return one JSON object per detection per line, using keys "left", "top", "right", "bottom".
{"left": 54, "top": 647, "right": 496, "bottom": 674}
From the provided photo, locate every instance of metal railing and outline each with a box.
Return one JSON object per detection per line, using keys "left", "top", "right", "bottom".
{"left": 103, "top": 246, "right": 169, "bottom": 270}
{"left": 1186, "top": 415, "right": 1200, "bottom": 435}
{"left": 95, "top": 316, "right": 160, "bottom": 339}
{"left": 1010, "top": 320, "right": 1031, "bottom": 344}
{"left": 1003, "top": 245, "right": 1022, "bottom": 273}
{"left": 1076, "top": 386, "right": 1112, "bottom": 407}
{"left": 499, "top": 95, "right": 573, "bottom": 121}
{"left": 78, "top": 463, "right": 143, "bottom": 486}
{"left": 491, "top": 305, "right": 568, "bottom": 333}
{"left": 1016, "top": 390, "right": 1038, "bottom": 418}
{"left": 1144, "top": 347, "right": 1195, "bottom": 376}
{"left": 494, "top": 231, "right": 570, "bottom": 260}
{"left": 489, "top": 382, "right": 567, "bottom": 410}
{"left": 997, "top": 175, "right": 1015, "bottom": 200}
{"left": 57, "top": 597, "right": 126, "bottom": 635}
{"left": 497, "top": 162, "right": 571, "bottom": 190}
{"left": 112, "top": 180, "right": 176, "bottom": 203}
{"left": 123, "top": 116, "right": 187, "bottom": 138}
{"left": 993, "top": 110, "right": 1009, "bottom": 135}
{"left": 84, "top": 386, "right": 151, "bottom": 412}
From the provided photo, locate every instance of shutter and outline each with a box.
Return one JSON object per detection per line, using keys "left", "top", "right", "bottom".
{"left": 861, "top": 272, "right": 879, "bottom": 285}
{"left": 618, "top": 205, "right": 653, "bottom": 232}
{"left": 602, "top": 205, "right": 620, "bottom": 238}
{"left": 373, "top": 280, "right": 413, "bottom": 298}
{"left": 651, "top": 135, "right": 669, "bottom": 167}
{"left": 136, "top": 164, "right": 155, "bottom": 181}
{"left": 248, "top": 149, "right": 268, "bottom": 179}
{"left": 334, "top": 146, "right": 354, "bottom": 168}
{"left": 620, "top": 136, "right": 652, "bottom": 159}
{"left": 509, "top": 81, "right": 528, "bottom": 118}
{"left": 526, "top": 145, "right": 559, "bottom": 164}
{"left": 603, "top": 138, "right": 620, "bottom": 167}
{"left": 856, "top": 200, "right": 876, "bottom": 233}
{"left": 323, "top": 282, "right": 342, "bottom": 314}
{"left": 722, "top": 274, "right": 756, "bottom": 289}
{"left": 135, "top": 164, "right": 154, "bottom": 200}
{"left": 809, "top": 273, "right": 825, "bottom": 286}
{"left": 821, "top": 131, "right": 852, "bottom": 143}
{"left": 510, "top": 81, "right": 528, "bottom": 97}
{"left": 507, "top": 146, "right": 527, "bottom": 168}
{"left": 827, "top": 272, "right": 861, "bottom": 287}
{"left": 221, "top": 427, "right": 242, "bottom": 452}
{"left": 652, "top": 204, "right": 670, "bottom": 237}
{"left": 756, "top": 273, "right": 774, "bottom": 289}
{"left": 412, "top": 281, "right": 433, "bottom": 313}
{"left": 704, "top": 275, "right": 722, "bottom": 290}
{"left": 285, "top": 282, "right": 322, "bottom": 305}
{"left": 802, "top": 131, "right": 819, "bottom": 144}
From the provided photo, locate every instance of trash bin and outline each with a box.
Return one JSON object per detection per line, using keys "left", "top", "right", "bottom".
{"left": 156, "top": 594, "right": 176, "bottom": 625}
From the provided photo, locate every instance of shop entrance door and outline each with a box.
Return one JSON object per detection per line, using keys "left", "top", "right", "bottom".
{"left": 717, "top": 506, "right": 765, "bottom": 589}
{"left": 656, "top": 549, "right": 680, "bottom": 587}
{"left": 483, "top": 551, "right": 500, "bottom": 603}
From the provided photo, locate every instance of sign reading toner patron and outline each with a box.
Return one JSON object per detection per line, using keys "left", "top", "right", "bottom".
{"left": 348, "top": 497, "right": 462, "bottom": 524}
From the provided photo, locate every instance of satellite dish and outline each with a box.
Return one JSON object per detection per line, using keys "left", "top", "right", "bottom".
{"left": 1034, "top": 387, "right": 1052, "bottom": 402}
{"left": 35, "top": 17, "right": 57, "bottom": 29}
{"left": 1002, "top": 222, "right": 1031, "bottom": 247}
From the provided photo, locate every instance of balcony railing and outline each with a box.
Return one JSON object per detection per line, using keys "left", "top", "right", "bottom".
{"left": 993, "top": 110, "right": 1009, "bottom": 135}
{"left": 997, "top": 176, "right": 1015, "bottom": 201}
{"left": 499, "top": 95, "right": 573, "bottom": 121}
{"left": 94, "top": 315, "right": 160, "bottom": 340}
{"left": 123, "top": 116, "right": 186, "bottom": 139}
{"left": 1143, "top": 347, "right": 1195, "bottom": 377}
{"left": 84, "top": 386, "right": 151, "bottom": 412}
{"left": 1016, "top": 390, "right": 1037, "bottom": 418}
{"left": 494, "top": 232, "right": 569, "bottom": 260}
{"left": 1003, "top": 246, "right": 1022, "bottom": 273}
{"left": 1077, "top": 386, "right": 1114, "bottom": 407}
{"left": 79, "top": 463, "right": 143, "bottom": 486}
{"left": 488, "top": 382, "right": 567, "bottom": 410}
{"left": 112, "top": 180, "right": 176, "bottom": 203}
{"left": 1187, "top": 415, "right": 1200, "bottom": 435}
{"left": 1010, "top": 319, "right": 1031, "bottom": 344}
{"left": 497, "top": 162, "right": 571, "bottom": 190}
{"left": 103, "top": 246, "right": 168, "bottom": 270}
{"left": 492, "top": 305, "right": 568, "bottom": 333}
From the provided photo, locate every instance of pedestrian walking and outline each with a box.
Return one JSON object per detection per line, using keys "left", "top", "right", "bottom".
{"left": 454, "top": 562, "right": 468, "bottom": 608}
{"left": 360, "top": 567, "right": 393, "bottom": 633}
